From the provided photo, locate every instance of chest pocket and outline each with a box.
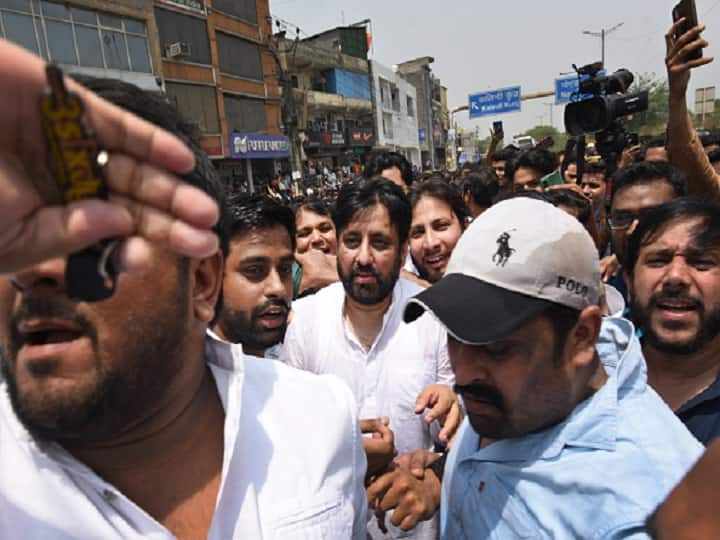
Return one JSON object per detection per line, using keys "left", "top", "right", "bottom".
{"left": 453, "top": 469, "right": 546, "bottom": 540}
{"left": 271, "top": 497, "right": 352, "bottom": 540}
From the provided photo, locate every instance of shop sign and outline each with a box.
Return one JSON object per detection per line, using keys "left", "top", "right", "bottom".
{"left": 304, "top": 130, "right": 346, "bottom": 147}
{"left": 230, "top": 132, "right": 290, "bottom": 159}
{"left": 348, "top": 128, "right": 375, "bottom": 147}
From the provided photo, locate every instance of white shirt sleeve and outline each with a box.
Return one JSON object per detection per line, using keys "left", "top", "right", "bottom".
{"left": 278, "top": 312, "right": 309, "bottom": 371}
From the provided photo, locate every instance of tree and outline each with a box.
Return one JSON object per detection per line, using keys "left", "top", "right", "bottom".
{"left": 623, "top": 73, "right": 669, "bottom": 135}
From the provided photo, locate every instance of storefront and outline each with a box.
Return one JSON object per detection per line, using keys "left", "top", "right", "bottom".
{"left": 218, "top": 132, "right": 290, "bottom": 193}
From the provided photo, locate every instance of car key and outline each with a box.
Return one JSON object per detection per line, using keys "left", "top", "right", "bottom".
{"left": 40, "top": 64, "right": 118, "bottom": 301}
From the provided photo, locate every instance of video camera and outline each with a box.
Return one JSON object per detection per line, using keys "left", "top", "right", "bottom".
{"left": 563, "top": 62, "right": 648, "bottom": 174}
{"left": 564, "top": 62, "right": 648, "bottom": 137}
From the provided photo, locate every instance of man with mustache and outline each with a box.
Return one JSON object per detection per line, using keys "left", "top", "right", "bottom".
{"left": 213, "top": 193, "right": 294, "bottom": 359}
{"left": 402, "top": 197, "right": 702, "bottom": 539}
{"left": 0, "top": 68, "right": 367, "bottom": 536}
{"left": 624, "top": 197, "right": 720, "bottom": 445}
{"left": 281, "top": 178, "right": 460, "bottom": 538}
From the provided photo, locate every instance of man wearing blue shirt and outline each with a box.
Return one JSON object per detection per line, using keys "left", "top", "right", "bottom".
{"left": 404, "top": 197, "right": 703, "bottom": 539}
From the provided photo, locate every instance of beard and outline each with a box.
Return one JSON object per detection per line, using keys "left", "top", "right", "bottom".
{"left": 338, "top": 254, "right": 401, "bottom": 305}
{"left": 631, "top": 291, "right": 720, "bottom": 355}
{"left": 0, "top": 274, "right": 190, "bottom": 443}
{"left": 216, "top": 298, "right": 289, "bottom": 352}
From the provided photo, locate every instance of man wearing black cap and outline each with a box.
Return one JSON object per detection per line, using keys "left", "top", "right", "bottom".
{"left": 403, "top": 197, "right": 703, "bottom": 539}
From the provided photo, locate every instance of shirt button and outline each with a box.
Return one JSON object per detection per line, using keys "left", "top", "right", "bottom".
{"left": 102, "top": 489, "right": 117, "bottom": 502}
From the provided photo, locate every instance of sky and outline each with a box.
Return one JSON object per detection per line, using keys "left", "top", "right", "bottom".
{"left": 270, "top": 0, "right": 720, "bottom": 140}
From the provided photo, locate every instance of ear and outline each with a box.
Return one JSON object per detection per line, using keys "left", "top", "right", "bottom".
{"left": 190, "top": 250, "right": 224, "bottom": 324}
{"left": 566, "top": 305, "right": 603, "bottom": 369}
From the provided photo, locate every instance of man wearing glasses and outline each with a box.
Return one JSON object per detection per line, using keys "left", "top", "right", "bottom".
{"left": 604, "top": 161, "right": 687, "bottom": 302}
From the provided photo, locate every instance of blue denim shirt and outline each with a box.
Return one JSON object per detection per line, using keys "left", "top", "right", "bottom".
{"left": 441, "top": 317, "right": 703, "bottom": 540}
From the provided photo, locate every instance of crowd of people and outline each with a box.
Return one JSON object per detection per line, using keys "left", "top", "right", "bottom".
{"left": 0, "top": 15, "right": 719, "bottom": 540}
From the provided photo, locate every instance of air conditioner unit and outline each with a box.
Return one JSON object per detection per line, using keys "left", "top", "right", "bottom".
{"left": 165, "top": 41, "right": 191, "bottom": 58}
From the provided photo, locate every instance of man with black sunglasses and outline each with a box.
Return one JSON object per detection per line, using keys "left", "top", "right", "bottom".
{"left": 602, "top": 161, "right": 687, "bottom": 302}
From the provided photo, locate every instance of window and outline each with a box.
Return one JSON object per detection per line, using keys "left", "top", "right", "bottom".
{"left": 216, "top": 32, "right": 262, "bottom": 80}
{"left": 391, "top": 87, "right": 400, "bottom": 112}
{"left": 407, "top": 95, "right": 415, "bottom": 117}
{"left": 224, "top": 93, "right": 267, "bottom": 133}
{"left": 0, "top": 2, "right": 152, "bottom": 72}
{"left": 165, "top": 82, "right": 221, "bottom": 134}
{"left": 155, "top": 7, "right": 212, "bottom": 65}
{"left": 213, "top": 0, "right": 257, "bottom": 24}
{"left": 382, "top": 112, "right": 393, "bottom": 140}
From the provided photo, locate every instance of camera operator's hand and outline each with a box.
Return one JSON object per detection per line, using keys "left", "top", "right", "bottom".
{"left": 665, "top": 20, "right": 712, "bottom": 97}
{"left": 0, "top": 38, "right": 219, "bottom": 274}
{"left": 619, "top": 144, "right": 641, "bottom": 169}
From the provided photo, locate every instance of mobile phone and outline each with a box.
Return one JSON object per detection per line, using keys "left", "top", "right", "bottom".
{"left": 672, "top": 0, "right": 702, "bottom": 60}
{"left": 493, "top": 120, "right": 503, "bottom": 135}
{"left": 535, "top": 136, "right": 554, "bottom": 150}
{"left": 626, "top": 132, "right": 639, "bottom": 147}
{"left": 540, "top": 170, "right": 564, "bottom": 189}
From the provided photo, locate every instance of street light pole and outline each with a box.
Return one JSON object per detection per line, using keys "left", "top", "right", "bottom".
{"left": 582, "top": 22, "right": 623, "bottom": 68}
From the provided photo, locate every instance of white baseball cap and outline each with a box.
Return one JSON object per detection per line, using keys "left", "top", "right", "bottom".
{"left": 404, "top": 197, "right": 601, "bottom": 344}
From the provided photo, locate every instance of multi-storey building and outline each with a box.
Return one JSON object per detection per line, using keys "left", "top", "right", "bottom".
{"left": 397, "top": 56, "right": 448, "bottom": 171}
{"left": 370, "top": 60, "right": 421, "bottom": 168}
{"left": 277, "top": 25, "right": 376, "bottom": 173}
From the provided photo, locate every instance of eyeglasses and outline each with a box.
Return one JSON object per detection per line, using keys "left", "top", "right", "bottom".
{"left": 607, "top": 208, "right": 652, "bottom": 230}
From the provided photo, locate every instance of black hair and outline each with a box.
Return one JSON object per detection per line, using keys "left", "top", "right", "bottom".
{"left": 610, "top": 161, "right": 686, "bottom": 204}
{"left": 583, "top": 159, "right": 607, "bottom": 176}
{"left": 544, "top": 303, "right": 582, "bottom": 363}
{"left": 709, "top": 149, "right": 720, "bottom": 164}
{"left": 511, "top": 148, "right": 558, "bottom": 180}
{"left": 462, "top": 168, "right": 500, "bottom": 210}
{"left": 226, "top": 193, "right": 296, "bottom": 251}
{"left": 363, "top": 151, "right": 414, "bottom": 186}
{"left": 560, "top": 154, "right": 576, "bottom": 176}
{"left": 333, "top": 178, "right": 411, "bottom": 244}
{"left": 490, "top": 147, "right": 519, "bottom": 163}
{"left": 544, "top": 188, "right": 592, "bottom": 225}
{"left": 409, "top": 179, "right": 469, "bottom": 230}
{"left": 624, "top": 196, "right": 720, "bottom": 276}
{"left": 295, "top": 197, "right": 332, "bottom": 218}
{"left": 71, "top": 75, "right": 229, "bottom": 258}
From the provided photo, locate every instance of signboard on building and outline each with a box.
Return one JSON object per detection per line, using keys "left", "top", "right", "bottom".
{"left": 230, "top": 132, "right": 290, "bottom": 159}
{"left": 156, "top": 0, "right": 206, "bottom": 14}
{"left": 305, "top": 130, "right": 346, "bottom": 147}
{"left": 469, "top": 86, "right": 521, "bottom": 118}
{"left": 418, "top": 128, "right": 426, "bottom": 142}
{"left": 348, "top": 128, "right": 375, "bottom": 146}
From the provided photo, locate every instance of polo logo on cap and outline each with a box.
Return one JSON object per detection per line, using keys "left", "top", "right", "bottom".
{"left": 556, "top": 276, "right": 589, "bottom": 297}
{"left": 492, "top": 230, "right": 516, "bottom": 267}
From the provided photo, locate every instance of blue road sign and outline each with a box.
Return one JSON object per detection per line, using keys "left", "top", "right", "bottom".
{"left": 468, "top": 86, "right": 521, "bottom": 118}
{"left": 555, "top": 71, "right": 607, "bottom": 105}
{"left": 418, "top": 128, "right": 426, "bottom": 142}
{"left": 555, "top": 76, "right": 579, "bottom": 105}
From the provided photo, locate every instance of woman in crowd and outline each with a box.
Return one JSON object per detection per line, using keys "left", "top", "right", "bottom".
{"left": 293, "top": 198, "right": 339, "bottom": 298}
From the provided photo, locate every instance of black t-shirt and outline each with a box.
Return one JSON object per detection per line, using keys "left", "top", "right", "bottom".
{"left": 676, "top": 376, "right": 720, "bottom": 446}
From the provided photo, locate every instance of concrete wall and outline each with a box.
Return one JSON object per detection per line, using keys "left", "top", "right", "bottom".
{"left": 371, "top": 60, "right": 420, "bottom": 164}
